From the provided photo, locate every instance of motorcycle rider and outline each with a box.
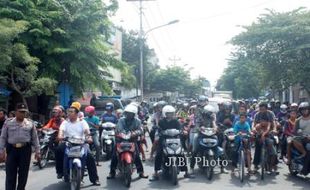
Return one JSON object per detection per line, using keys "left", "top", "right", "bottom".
{"left": 56, "top": 102, "right": 100, "bottom": 186}
{"left": 286, "top": 102, "right": 310, "bottom": 175}
{"left": 101, "top": 103, "right": 118, "bottom": 141}
{"left": 253, "top": 112, "right": 278, "bottom": 175}
{"left": 252, "top": 102, "right": 277, "bottom": 173}
{"left": 149, "top": 105, "right": 193, "bottom": 181}
{"left": 277, "top": 104, "right": 288, "bottom": 124}
{"left": 190, "top": 104, "right": 227, "bottom": 173}
{"left": 84, "top": 106, "right": 101, "bottom": 166}
{"left": 189, "top": 95, "right": 209, "bottom": 161}
{"left": 217, "top": 102, "right": 235, "bottom": 148}
{"left": 106, "top": 104, "right": 149, "bottom": 179}
{"left": 150, "top": 101, "right": 166, "bottom": 144}
{"left": 232, "top": 112, "right": 253, "bottom": 174}
{"left": 43, "top": 106, "right": 65, "bottom": 131}
{"left": 281, "top": 109, "right": 297, "bottom": 160}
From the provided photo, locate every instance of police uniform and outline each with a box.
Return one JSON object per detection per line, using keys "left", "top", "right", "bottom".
{"left": 0, "top": 103, "right": 40, "bottom": 190}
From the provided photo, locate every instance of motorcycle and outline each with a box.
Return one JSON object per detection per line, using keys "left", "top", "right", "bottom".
{"left": 161, "top": 129, "right": 184, "bottom": 185}
{"left": 101, "top": 122, "right": 116, "bottom": 160}
{"left": 64, "top": 137, "right": 87, "bottom": 190}
{"left": 223, "top": 128, "right": 236, "bottom": 161}
{"left": 288, "top": 135, "right": 310, "bottom": 177}
{"left": 197, "top": 127, "right": 224, "bottom": 180}
{"left": 38, "top": 129, "right": 57, "bottom": 169}
{"left": 116, "top": 131, "right": 136, "bottom": 187}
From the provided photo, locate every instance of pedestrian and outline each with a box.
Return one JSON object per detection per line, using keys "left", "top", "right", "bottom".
{"left": 0, "top": 103, "right": 41, "bottom": 190}
{"left": 8, "top": 111, "right": 15, "bottom": 118}
{"left": 0, "top": 108, "right": 7, "bottom": 135}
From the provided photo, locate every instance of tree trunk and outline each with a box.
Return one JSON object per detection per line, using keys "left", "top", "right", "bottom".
{"left": 10, "top": 68, "right": 28, "bottom": 108}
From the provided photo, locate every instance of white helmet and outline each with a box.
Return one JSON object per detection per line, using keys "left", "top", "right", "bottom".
{"left": 280, "top": 104, "right": 288, "bottom": 114}
{"left": 124, "top": 104, "right": 138, "bottom": 115}
{"left": 203, "top": 105, "right": 215, "bottom": 113}
{"left": 162, "top": 105, "right": 176, "bottom": 117}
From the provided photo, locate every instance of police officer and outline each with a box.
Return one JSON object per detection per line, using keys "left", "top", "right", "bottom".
{"left": 0, "top": 103, "right": 40, "bottom": 190}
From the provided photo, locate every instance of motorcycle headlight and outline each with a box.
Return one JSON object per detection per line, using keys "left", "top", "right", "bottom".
{"left": 175, "top": 147, "right": 182, "bottom": 155}
{"left": 166, "top": 147, "right": 175, "bottom": 155}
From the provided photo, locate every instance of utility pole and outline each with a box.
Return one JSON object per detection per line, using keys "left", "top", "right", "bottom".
{"left": 169, "top": 55, "right": 181, "bottom": 64}
{"left": 127, "top": 0, "right": 155, "bottom": 101}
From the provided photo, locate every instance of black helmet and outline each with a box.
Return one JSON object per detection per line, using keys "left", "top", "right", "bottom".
{"left": 223, "top": 102, "right": 232, "bottom": 111}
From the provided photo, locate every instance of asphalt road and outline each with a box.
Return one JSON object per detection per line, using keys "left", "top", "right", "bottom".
{"left": 0, "top": 147, "right": 309, "bottom": 190}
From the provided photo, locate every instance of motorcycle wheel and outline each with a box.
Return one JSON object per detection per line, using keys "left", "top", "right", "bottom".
{"left": 71, "top": 165, "right": 81, "bottom": 190}
{"left": 38, "top": 148, "right": 48, "bottom": 169}
{"left": 106, "top": 145, "right": 112, "bottom": 160}
{"left": 206, "top": 156, "right": 214, "bottom": 180}
{"left": 239, "top": 150, "right": 245, "bottom": 183}
{"left": 171, "top": 164, "right": 178, "bottom": 186}
{"left": 124, "top": 163, "right": 132, "bottom": 188}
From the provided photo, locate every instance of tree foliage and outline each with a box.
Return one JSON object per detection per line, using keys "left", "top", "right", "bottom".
{"left": 0, "top": 0, "right": 124, "bottom": 96}
{"left": 0, "top": 18, "right": 56, "bottom": 106}
{"left": 121, "top": 29, "right": 159, "bottom": 90}
{"left": 218, "top": 8, "right": 310, "bottom": 98}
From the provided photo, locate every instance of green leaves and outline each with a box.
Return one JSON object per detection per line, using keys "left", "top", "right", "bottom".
{"left": 220, "top": 8, "right": 310, "bottom": 98}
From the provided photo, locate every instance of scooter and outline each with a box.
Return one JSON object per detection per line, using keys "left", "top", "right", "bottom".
{"left": 161, "top": 129, "right": 184, "bottom": 185}
{"left": 101, "top": 122, "right": 116, "bottom": 160}
{"left": 38, "top": 129, "right": 57, "bottom": 169}
{"left": 288, "top": 135, "right": 310, "bottom": 177}
{"left": 64, "top": 137, "right": 87, "bottom": 190}
{"left": 116, "top": 131, "right": 136, "bottom": 187}
{"left": 197, "top": 127, "right": 224, "bottom": 180}
{"left": 223, "top": 128, "right": 236, "bottom": 161}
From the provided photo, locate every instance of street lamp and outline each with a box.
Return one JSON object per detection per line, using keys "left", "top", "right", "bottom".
{"left": 139, "top": 19, "right": 179, "bottom": 101}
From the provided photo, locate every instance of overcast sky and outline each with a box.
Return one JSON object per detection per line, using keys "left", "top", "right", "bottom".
{"left": 111, "top": 0, "right": 310, "bottom": 87}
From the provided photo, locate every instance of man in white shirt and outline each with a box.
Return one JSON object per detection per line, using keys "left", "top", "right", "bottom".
{"left": 56, "top": 104, "right": 100, "bottom": 186}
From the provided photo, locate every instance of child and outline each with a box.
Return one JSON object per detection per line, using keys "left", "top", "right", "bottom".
{"left": 232, "top": 112, "right": 253, "bottom": 174}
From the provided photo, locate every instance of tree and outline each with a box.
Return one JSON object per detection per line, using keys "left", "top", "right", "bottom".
{"left": 121, "top": 29, "right": 159, "bottom": 91}
{"left": 0, "top": 0, "right": 124, "bottom": 95}
{"left": 230, "top": 8, "right": 310, "bottom": 95}
{"left": 0, "top": 18, "right": 56, "bottom": 106}
{"left": 216, "top": 54, "right": 262, "bottom": 99}
{"left": 150, "top": 65, "right": 190, "bottom": 92}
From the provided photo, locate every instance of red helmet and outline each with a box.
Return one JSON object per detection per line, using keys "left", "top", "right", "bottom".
{"left": 85, "top": 106, "right": 95, "bottom": 114}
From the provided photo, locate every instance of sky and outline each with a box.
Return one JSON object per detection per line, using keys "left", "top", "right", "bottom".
{"left": 111, "top": 0, "right": 310, "bottom": 87}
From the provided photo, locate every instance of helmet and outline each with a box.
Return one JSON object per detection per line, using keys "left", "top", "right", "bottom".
{"left": 85, "top": 106, "right": 95, "bottom": 114}
{"left": 203, "top": 105, "right": 215, "bottom": 114}
{"left": 162, "top": 105, "right": 176, "bottom": 117}
{"left": 71, "top": 102, "right": 81, "bottom": 111}
{"left": 157, "top": 101, "right": 167, "bottom": 108}
{"left": 124, "top": 104, "right": 138, "bottom": 115}
{"left": 223, "top": 102, "right": 232, "bottom": 110}
{"left": 190, "top": 99, "right": 198, "bottom": 104}
{"left": 252, "top": 99, "right": 258, "bottom": 103}
{"left": 105, "top": 102, "right": 114, "bottom": 111}
{"left": 183, "top": 102, "right": 189, "bottom": 108}
{"left": 299, "top": 102, "right": 310, "bottom": 111}
{"left": 198, "top": 95, "right": 208, "bottom": 102}
{"left": 291, "top": 103, "right": 298, "bottom": 108}
{"left": 280, "top": 104, "right": 288, "bottom": 114}
{"left": 189, "top": 105, "right": 197, "bottom": 111}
